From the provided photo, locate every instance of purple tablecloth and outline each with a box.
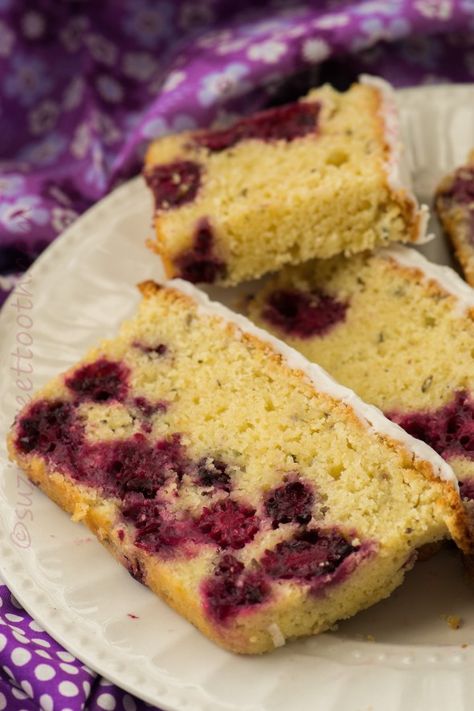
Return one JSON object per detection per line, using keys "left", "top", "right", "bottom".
{"left": 1, "top": 1, "right": 474, "bottom": 708}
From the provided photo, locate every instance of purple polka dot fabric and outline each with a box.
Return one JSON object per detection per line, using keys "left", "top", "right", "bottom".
{"left": 1, "top": 0, "right": 474, "bottom": 708}
{"left": 0, "top": 587, "right": 150, "bottom": 710}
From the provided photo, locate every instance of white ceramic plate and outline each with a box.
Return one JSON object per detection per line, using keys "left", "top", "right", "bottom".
{"left": 1, "top": 84, "right": 474, "bottom": 711}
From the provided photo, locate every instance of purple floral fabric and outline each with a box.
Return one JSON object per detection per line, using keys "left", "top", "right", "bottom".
{"left": 1, "top": 0, "right": 474, "bottom": 708}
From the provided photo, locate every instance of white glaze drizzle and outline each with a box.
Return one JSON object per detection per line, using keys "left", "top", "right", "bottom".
{"left": 360, "top": 74, "right": 430, "bottom": 245}
{"left": 267, "top": 623, "right": 285, "bottom": 648}
{"left": 380, "top": 244, "right": 474, "bottom": 316}
{"left": 166, "top": 278, "right": 458, "bottom": 488}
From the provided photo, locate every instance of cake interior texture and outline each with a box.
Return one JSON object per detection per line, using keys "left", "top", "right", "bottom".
{"left": 8, "top": 281, "right": 470, "bottom": 654}
{"left": 144, "top": 79, "right": 423, "bottom": 286}
{"left": 436, "top": 150, "right": 474, "bottom": 287}
{"left": 248, "top": 247, "right": 474, "bottom": 499}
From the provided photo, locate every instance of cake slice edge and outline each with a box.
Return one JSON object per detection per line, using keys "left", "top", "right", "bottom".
{"left": 435, "top": 150, "right": 474, "bottom": 286}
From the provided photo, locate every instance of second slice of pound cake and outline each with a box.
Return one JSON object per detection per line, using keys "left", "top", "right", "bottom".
{"left": 8, "top": 279, "right": 472, "bottom": 654}
{"left": 144, "top": 76, "right": 426, "bottom": 286}
{"left": 248, "top": 245, "right": 474, "bottom": 503}
{"left": 436, "top": 150, "right": 474, "bottom": 286}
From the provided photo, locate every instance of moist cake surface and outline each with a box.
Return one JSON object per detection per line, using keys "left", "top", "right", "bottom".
{"left": 8, "top": 279, "right": 471, "bottom": 654}
{"left": 436, "top": 150, "right": 474, "bottom": 286}
{"left": 144, "top": 76, "right": 425, "bottom": 286}
{"left": 248, "top": 245, "right": 474, "bottom": 500}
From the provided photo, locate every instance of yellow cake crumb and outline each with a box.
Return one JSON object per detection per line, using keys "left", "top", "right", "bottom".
{"left": 247, "top": 247, "right": 474, "bottom": 499}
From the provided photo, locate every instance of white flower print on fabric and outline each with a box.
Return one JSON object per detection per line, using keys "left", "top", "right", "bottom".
{"left": 353, "top": 1, "right": 405, "bottom": 15}
{"left": 84, "top": 145, "right": 107, "bottom": 190}
{"left": 197, "top": 29, "right": 232, "bottom": 49}
{"left": 161, "top": 70, "right": 186, "bottom": 93}
{"left": 239, "top": 17, "right": 293, "bottom": 37}
{"left": 198, "top": 63, "right": 250, "bottom": 107}
{"left": 20, "top": 135, "right": 66, "bottom": 165}
{"left": 62, "top": 77, "right": 85, "bottom": 111}
{"left": 122, "top": 111, "right": 141, "bottom": 134}
{"left": 142, "top": 113, "right": 196, "bottom": 139}
{"left": 59, "top": 16, "right": 89, "bottom": 52}
{"left": 273, "top": 3, "right": 308, "bottom": 19}
{"left": 71, "top": 123, "right": 92, "bottom": 159}
{"left": 123, "top": 52, "right": 157, "bottom": 81}
{"left": 247, "top": 39, "right": 287, "bottom": 63}
{"left": 29, "top": 100, "right": 59, "bottom": 136}
{"left": 179, "top": 2, "right": 214, "bottom": 31}
{"left": 302, "top": 37, "right": 331, "bottom": 63}
{"left": 0, "top": 175, "right": 25, "bottom": 198}
{"left": 216, "top": 37, "right": 251, "bottom": 55}
{"left": 172, "top": 114, "right": 197, "bottom": 132}
{"left": 385, "top": 17, "right": 411, "bottom": 39}
{"left": 124, "top": 0, "right": 174, "bottom": 48}
{"left": 355, "top": 16, "right": 410, "bottom": 50}
{"left": 4, "top": 54, "right": 52, "bottom": 107}
{"left": 0, "top": 196, "right": 48, "bottom": 234}
{"left": 0, "top": 19, "right": 14, "bottom": 56}
{"left": 414, "top": 0, "right": 453, "bottom": 19}
{"left": 96, "top": 75, "right": 124, "bottom": 104}
{"left": 460, "top": 0, "right": 474, "bottom": 24}
{"left": 97, "top": 112, "right": 122, "bottom": 145}
{"left": 0, "top": 159, "right": 31, "bottom": 174}
{"left": 401, "top": 35, "right": 442, "bottom": 69}
{"left": 312, "top": 13, "right": 349, "bottom": 29}
{"left": 21, "top": 11, "right": 46, "bottom": 40}
{"left": 51, "top": 207, "right": 78, "bottom": 232}
{"left": 286, "top": 25, "right": 310, "bottom": 39}
{"left": 46, "top": 184, "right": 73, "bottom": 207}
{"left": 85, "top": 34, "right": 118, "bottom": 67}
{"left": 142, "top": 117, "right": 168, "bottom": 139}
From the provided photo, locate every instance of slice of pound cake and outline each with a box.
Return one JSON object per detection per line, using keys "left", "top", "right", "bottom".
{"left": 8, "top": 279, "right": 472, "bottom": 654}
{"left": 247, "top": 245, "right": 474, "bottom": 504}
{"left": 143, "top": 76, "right": 426, "bottom": 286}
{"left": 435, "top": 151, "right": 474, "bottom": 285}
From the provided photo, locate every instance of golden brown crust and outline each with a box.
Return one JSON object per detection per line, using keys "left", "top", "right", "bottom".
{"left": 370, "top": 85, "right": 422, "bottom": 246}
{"left": 151, "top": 228, "right": 178, "bottom": 280}
{"left": 436, "top": 198, "right": 474, "bottom": 287}
{"left": 385, "top": 255, "right": 474, "bottom": 311}
{"left": 145, "top": 235, "right": 177, "bottom": 280}
{"left": 137, "top": 279, "right": 163, "bottom": 298}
